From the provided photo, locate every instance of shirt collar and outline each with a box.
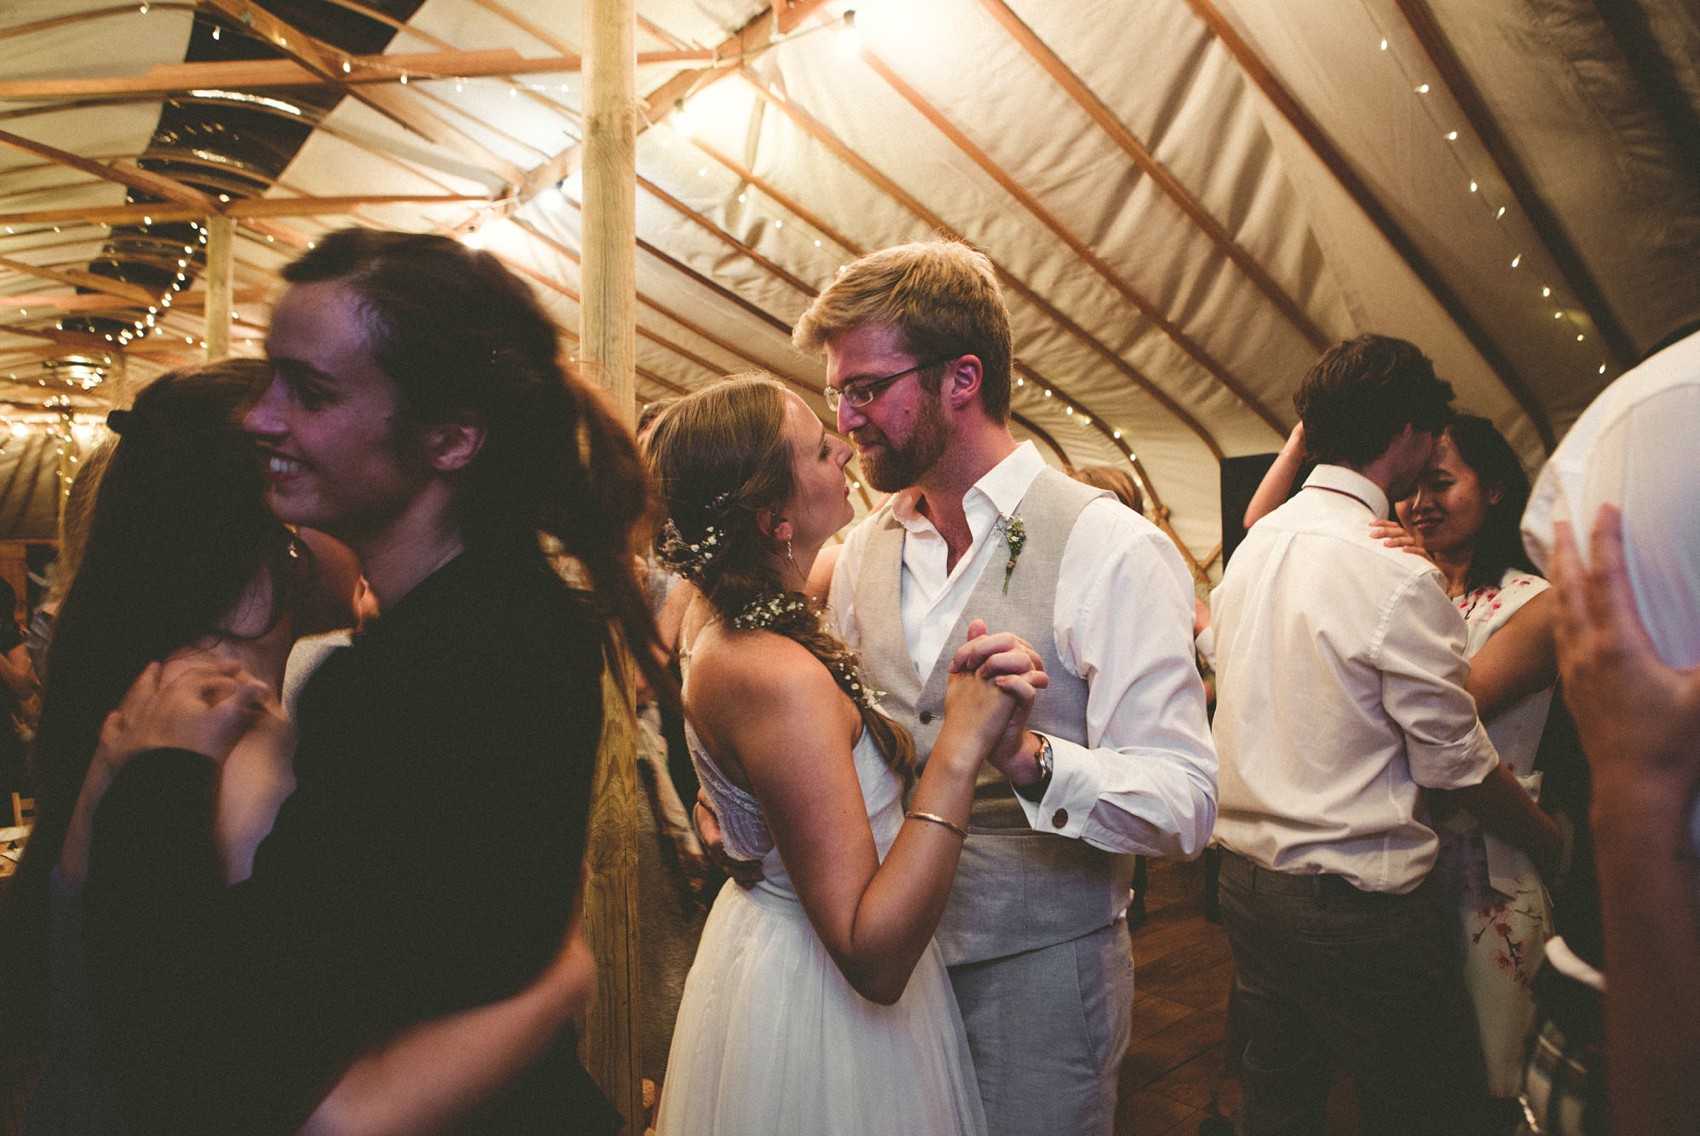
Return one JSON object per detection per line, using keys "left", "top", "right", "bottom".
{"left": 889, "top": 441, "right": 1043, "bottom": 533}
{"left": 1303, "top": 464, "right": 1390, "bottom": 518}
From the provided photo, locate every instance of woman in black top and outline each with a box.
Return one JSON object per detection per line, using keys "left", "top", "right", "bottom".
{"left": 72, "top": 230, "right": 663, "bottom": 1136}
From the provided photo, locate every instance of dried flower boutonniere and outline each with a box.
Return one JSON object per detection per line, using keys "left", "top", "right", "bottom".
{"left": 997, "top": 514, "right": 1027, "bottom": 594}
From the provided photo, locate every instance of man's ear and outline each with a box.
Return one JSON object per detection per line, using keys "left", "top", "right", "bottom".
{"left": 422, "top": 415, "right": 486, "bottom": 472}
{"left": 943, "top": 354, "right": 983, "bottom": 411}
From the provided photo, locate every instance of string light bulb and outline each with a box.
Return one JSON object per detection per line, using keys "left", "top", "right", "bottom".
{"left": 837, "top": 10, "right": 862, "bottom": 57}
{"left": 671, "top": 98, "right": 701, "bottom": 138}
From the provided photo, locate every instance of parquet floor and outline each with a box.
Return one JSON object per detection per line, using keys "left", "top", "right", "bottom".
{"left": 1114, "top": 854, "right": 1357, "bottom": 1136}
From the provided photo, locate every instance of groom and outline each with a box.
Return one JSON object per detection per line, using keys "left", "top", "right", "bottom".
{"left": 795, "top": 240, "right": 1218, "bottom": 1135}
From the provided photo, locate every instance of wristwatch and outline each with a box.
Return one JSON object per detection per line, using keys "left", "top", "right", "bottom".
{"left": 1013, "top": 731, "right": 1054, "bottom": 803}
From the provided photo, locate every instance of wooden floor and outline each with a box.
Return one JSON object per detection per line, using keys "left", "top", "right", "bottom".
{"left": 1114, "top": 854, "right": 1357, "bottom": 1136}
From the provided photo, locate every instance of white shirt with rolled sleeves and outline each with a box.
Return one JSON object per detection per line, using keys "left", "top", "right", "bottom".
{"left": 1210, "top": 464, "right": 1502, "bottom": 893}
{"left": 828, "top": 441, "right": 1218, "bottom": 861}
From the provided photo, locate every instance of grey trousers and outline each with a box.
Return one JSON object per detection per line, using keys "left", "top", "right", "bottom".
{"left": 1218, "top": 850, "right": 1490, "bottom": 1136}
{"left": 948, "top": 919, "right": 1134, "bottom": 1136}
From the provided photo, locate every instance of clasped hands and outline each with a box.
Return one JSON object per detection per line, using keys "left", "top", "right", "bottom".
{"left": 92, "top": 657, "right": 285, "bottom": 781}
{"left": 695, "top": 619, "right": 1048, "bottom": 886}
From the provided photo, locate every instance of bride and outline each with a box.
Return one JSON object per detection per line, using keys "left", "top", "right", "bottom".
{"left": 645, "top": 375, "right": 1045, "bottom": 1136}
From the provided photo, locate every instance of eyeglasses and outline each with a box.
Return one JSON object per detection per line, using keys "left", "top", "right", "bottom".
{"left": 824, "top": 356, "right": 955, "bottom": 411}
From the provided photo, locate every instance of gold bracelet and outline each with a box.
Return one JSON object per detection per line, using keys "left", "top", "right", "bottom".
{"left": 905, "top": 811, "right": 968, "bottom": 840}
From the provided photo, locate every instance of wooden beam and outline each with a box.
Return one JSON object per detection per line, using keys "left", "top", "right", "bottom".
{"left": 196, "top": 0, "right": 420, "bottom": 140}
{"left": 636, "top": 175, "right": 817, "bottom": 296}
{"left": 0, "top": 194, "right": 487, "bottom": 229}
{"left": 4, "top": 326, "right": 120, "bottom": 352}
{"left": 0, "top": 127, "right": 218, "bottom": 213}
{"left": 976, "top": 0, "right": 1331, "bottom": 355}
{"left": 0, "top": 3, "right": 193, "bottom": 45}
{"left": 860, "top": 43, "right": 1287, "bottom": 438}
{"left": 1589, "top": 0, "right": 1700, "bottom": 190}
{"left": 0, "top": 289, "right": 264, "bottom": 315}
{"left": 0, "top": 53, "right": 399, "bottom": 98}
{"left": 1394, "top": 0, "right": 1636, "bottom": 370}
{"left": 513, "top": 217, "right": 821, "bottom": 398}
{"left": 204, "top": 217, "right": 233, "bottom": 358}
{"left": 774, "top": 0, "right": 837, "bottom": 36}
{"left": 0, "top": 255, "right": 155, "bottom": 304}
{"left": 1179, "top": 0, "right": 1556, "bottom": 450}
{"left": 578, "top": 0, "right": 643, "bottom": 1128}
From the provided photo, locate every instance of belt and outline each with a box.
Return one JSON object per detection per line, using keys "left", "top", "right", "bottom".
{"left": 1218, "top": 846, "right": 1412, "bottom": 903}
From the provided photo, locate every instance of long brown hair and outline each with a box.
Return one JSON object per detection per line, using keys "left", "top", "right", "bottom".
{"left": 646, "top": 376, "right": 914, "bottom": 780}
{"left": 3, "top": 358, "right": 294, "bottom": 1039}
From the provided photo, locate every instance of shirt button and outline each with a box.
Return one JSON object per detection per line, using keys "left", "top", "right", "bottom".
{"left": 918, "top": 710, "right": 934, "bottom": 724}
{"left": 1052, "top": 808, "right": 1068, "bottom": 829}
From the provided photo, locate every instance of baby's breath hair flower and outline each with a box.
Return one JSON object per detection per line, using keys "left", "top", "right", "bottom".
{"left": 731, "top": 591, "right": 886, "bottom": 712}
{"left": 658, "top": 519, "right": 725, "bottom": 584}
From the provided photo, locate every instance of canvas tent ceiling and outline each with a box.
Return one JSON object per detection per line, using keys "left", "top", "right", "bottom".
{"left": 1, "top": 0, "right": 1696, "bottom": 572}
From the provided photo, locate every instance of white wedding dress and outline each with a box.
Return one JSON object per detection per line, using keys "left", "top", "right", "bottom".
{"left": 655, "top": 699, "right": 986, "bottom": 1136}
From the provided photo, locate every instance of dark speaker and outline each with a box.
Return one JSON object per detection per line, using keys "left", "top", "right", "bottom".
{"left": 1219, "top": 453, "right": 1278, "bottom": 569}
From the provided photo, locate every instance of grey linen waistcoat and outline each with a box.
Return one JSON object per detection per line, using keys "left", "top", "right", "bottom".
{"left": 851, "top": 466, "right": 1134, "bottom": 966}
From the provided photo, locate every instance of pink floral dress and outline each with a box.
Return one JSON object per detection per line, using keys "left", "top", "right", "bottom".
{"left": 1434, "top": 569, "right": 1555, "bottom": 1096}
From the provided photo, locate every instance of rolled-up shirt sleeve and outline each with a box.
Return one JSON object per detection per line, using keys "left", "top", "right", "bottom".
{"left": 1372, "top": 572, "right": 1500, "bottom": 789}
{"left": 1019, "top": 503, "right": 1219, "bottom": 858}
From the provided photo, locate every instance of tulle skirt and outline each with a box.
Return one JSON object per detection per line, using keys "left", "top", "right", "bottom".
{"left": 655, "top": 880, "right": 986, "bottom": 1136}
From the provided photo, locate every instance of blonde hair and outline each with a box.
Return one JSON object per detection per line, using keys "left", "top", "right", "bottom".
{"left": 1072, "top": 465, "right": 1143, "bottom": 514}
{"left": 794, "top": 241, "right": 1013, "bottom": 422}
{"left": 647, "top": 375, "right": 915, "bottom": 781}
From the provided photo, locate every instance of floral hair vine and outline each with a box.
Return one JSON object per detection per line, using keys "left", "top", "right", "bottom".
{"left": 732, "top": 592, "right": 887, "bottom": 712}
{"left": 658, "top": 519, "right": 723, "bottom": 584}
{"left": 657, "top": 489, "right": 740, "bottom": 584}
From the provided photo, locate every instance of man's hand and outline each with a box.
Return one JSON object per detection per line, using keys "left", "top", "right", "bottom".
{"left": 693, "top": 790, "right": 765, "bottom": 888}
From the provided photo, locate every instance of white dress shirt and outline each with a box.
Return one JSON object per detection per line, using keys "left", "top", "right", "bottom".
{"left": 1522, "top": 329, "right": 1700, "bottom": 672}
{"left": 830, "top": 442, "right": 1218, "bottom": 859}
{"left": 1521, "top": 327, "right": 1700, "bottom": 930}
{"left": 1211, "top": 464, "right": 1500, "bottom": 893}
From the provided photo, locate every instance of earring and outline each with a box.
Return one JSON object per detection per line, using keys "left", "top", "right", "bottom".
{"left": 786, "top": 539, "right": 796, "bottom": 567}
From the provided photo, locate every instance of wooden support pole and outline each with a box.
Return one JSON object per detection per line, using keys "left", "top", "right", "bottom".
{"left": 203, "top": 216, "right": 234, "bottom": 359}
{"left": 579, "top": 0, "right": 643, "bottom": 1129}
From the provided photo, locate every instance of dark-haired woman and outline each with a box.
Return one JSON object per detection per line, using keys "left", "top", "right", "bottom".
{"left": 76, "top": 229, "right": 661, "bottom": 1136}
{"left": 1374, "top": 414, "right": 1558, "bottom": 1111}
{"left": 6, "top": 359, "right": 356, "bottom": 1134}
{"left": 646, "top": 376, "right": 1045, "bottom": 1136}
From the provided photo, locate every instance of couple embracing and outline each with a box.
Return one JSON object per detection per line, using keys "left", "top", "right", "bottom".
{"left": 647, "top": 241, "right": 1218, "bottom": 1136}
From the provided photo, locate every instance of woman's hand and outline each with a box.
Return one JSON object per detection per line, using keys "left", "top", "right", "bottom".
{"left": 61, "top": 661, "right": 275, "bottom": 889}
{"left": 95, "top": 660, "right": 277, "bottom": 777}
{"left": 693, "top": 791, "right": 765, "bottom": 888}
{"left": 1368, "top": 518, "right": 1429, "bottom": 560}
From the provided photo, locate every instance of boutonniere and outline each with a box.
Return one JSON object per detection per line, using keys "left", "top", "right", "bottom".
{"left": 996, "top": 513, "right": 1027, "bottom": 594}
